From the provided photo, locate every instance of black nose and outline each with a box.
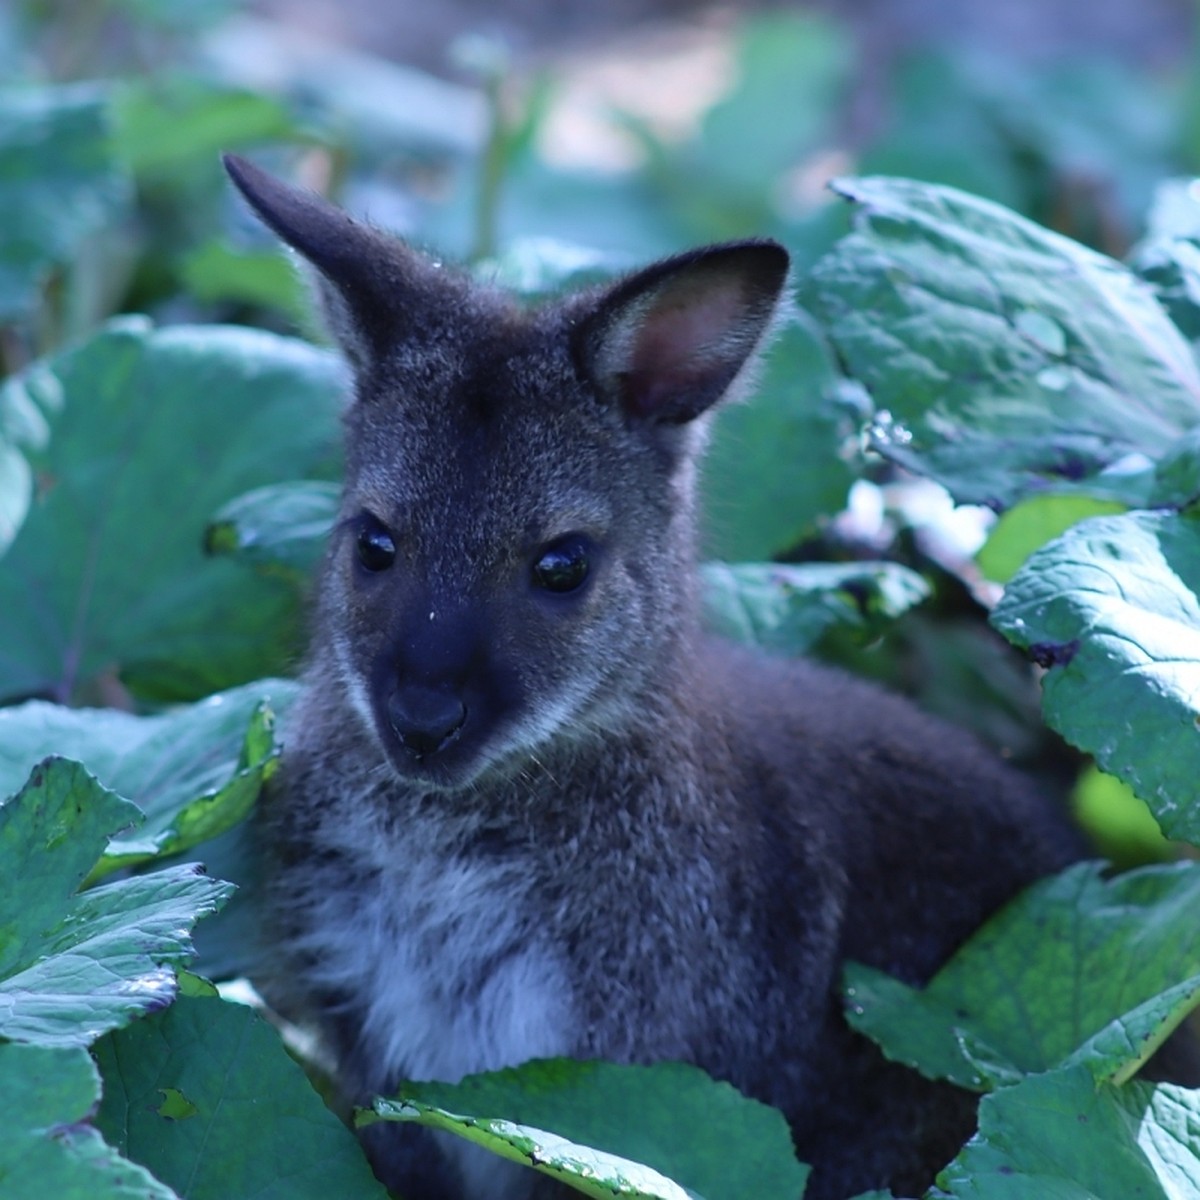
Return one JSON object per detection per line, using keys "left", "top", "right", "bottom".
{"left": 386, "top": 688, "right": 467, "bottom": 760}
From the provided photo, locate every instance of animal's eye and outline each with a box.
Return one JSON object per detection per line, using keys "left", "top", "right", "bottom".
{"left": 532, "top": 535, "right": 591, "bottom": 594}
{"left": 356, "top": 514, "right": 396, "bottom": 572}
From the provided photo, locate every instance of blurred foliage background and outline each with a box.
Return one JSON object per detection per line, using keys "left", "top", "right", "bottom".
{"left": 5, "top": 0, "right": 1198, "bottom": 868}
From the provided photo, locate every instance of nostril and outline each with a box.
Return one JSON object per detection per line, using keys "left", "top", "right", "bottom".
{"left": 386, "top": 688, "right": 467, "bottom": 760}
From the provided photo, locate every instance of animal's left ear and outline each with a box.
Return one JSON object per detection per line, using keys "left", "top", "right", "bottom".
{"left": 222, "top": 153, "right": 450, "bottom": 369}
{"left": 572, "top": 240, "right": 790, "bottom": 426}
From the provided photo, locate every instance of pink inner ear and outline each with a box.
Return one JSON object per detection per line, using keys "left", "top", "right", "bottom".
{"left": 630, "top": 283, "right": 747, "bottom": 379}
{"left": 618, "top": 277, "right": 758, "bottom": 422}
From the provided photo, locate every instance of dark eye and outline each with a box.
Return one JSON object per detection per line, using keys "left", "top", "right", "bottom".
{"left": 356, "top": 514, "right": 396, "bottom": 572}
{"left": 532, "top": 535, "right": 591, "bottom": 594}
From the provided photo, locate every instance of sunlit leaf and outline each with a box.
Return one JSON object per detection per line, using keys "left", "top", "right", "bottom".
{"left": 0, "top": 758, "right": 231, "bottom": 1046}
{"left": 367, "top": 1058, "right": 807, "bottom": 1200}
{"left": 845, "top": 861, "right": 1200, "bottom": 1089}
{"left": 804, "top": 176, "right": 1200, "bottom": 509}
{"left": 993, "top": 509, "right": 1200, "bottom": 842}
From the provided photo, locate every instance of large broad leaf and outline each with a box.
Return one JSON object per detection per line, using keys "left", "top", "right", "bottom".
{"left": 701, "top": 314, "right": 856, "bottom": 560}
{"left": 0, "top": 85, "right": 131, "bottom": 551}
{"left": 0, "top": 84, "right": 132, "bottom": 323}
{"left": 0, "top": 757, "right": 231, "bottom": 1046}
{"left": 0, "top": 679, "right": 297, "bottom": 874}
{"left": 0, "top": 1042, "right": 177, "bottom": 1199}
{"left": 366, "top": 1059, "right": 807, "bottom": 1200}
{"left": 802, "top": 176, "right": 1200, "bottom": 509}
{"left": 0, "top": 318, "right": 343, "bottom": 703}
{"left": 991, "top": 508, "right": 1200, "bottom": 843}
{"left": 936, "top": 1066, "right": 1200, "bottom": 1198}
{"left": 94, "top": 990, "right": 387, "bottom": 1200}
{"left": 844, "top": 861, "right": 1200, "bottom": 1091}
{"left": 700, "top": 560, "right": 929, "bottom": 654}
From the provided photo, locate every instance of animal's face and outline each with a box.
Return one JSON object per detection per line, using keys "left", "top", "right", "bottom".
{"left": 321, "top": 316, "right": 694, "bottom": 790}
{"left": 221, "top": 153, "right": 789, "bottom": 789}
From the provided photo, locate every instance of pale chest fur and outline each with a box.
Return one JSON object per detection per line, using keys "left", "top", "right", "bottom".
{"left": 275, "top": 793, "right": 579, "bottom": 1092}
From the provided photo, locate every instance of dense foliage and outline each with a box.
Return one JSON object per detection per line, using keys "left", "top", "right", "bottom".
{"left": 5, "top": 2, "right": 1200, "bottom": 1196}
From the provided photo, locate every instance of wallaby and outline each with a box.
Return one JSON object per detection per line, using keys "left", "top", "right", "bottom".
{"left": 224, "top": 154, "right": 1084, "bottom": 1200}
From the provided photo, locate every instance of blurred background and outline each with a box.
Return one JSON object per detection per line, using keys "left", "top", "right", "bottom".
{"left": 6, "top": 0, "right": 1196, "bottom": 865}
{"left": 8, "top": 0, "right": 1200, "bottom": 280}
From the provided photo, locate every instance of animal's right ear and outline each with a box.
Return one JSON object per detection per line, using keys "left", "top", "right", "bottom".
{"left": 571, "top": 239, "right": 789, "bottom": 428}
{"left": 222, "top": 154, "right": 435, "bottom": 367}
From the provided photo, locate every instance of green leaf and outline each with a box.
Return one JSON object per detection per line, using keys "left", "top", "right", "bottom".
{"left": 205, "top": 481, "right": 339, "bottom": 580}
{"left": 1140, "top": 177, "right": 1200, "bottom": 244}
{"left": 1145, "top": 424, "right": 1200, "bottom": 509}
{"left": 991, "top": 509, "right": 1200, "bottom": 842}
{"left": 700, "top": 560, "right": 929, "bottom": 655}
{"left": 0, "top": 758, "right": 232, "bottom": 1046}
{"left": 0, "top": 1042, "right": 177, "bottom": 1199}
{"left": 0, "top": 318, "right": 342, "bottom": 703}
{"left": 94, "top": 993, "right": 387, "bottom": 1200}
{"left": 701, "top": 315, "right": 855, "bottom": 560}
{"left": 0, "top": 84, "right": 132, "bottom": 323}
{"left": 976, "top": 494, "right": 1127, "bottom": 584}
{"left": 370, "top": 1106, "right": 693, "bottom": 1200}
{"left": 1130, "top": 179, "right": 1200, "bottom": 346}
{"left": 168, "top": 822, "right": 263, "bottom": 984}
{"left": 180, "top": 240, "right": 308, "bottom": 322}
{"left": 0, "top": 680, "right": 298, "bottom": 871}
{"left": 844, "top": 861, "right": 1200, "bottom": 1090}
{"left": 1072, "top": 766, "right": 1174, "bottom": 870}
{"left": 937, "top": 1066, "right": 1200, "bottom": 1198}
{"left": 1064, "top": 975, "right": 1200, "bottom": 1086}
{"left": 366, "top": 1059, "right": 807, "bottom": 1200}
{"left": 111, "top": 78, "right": 294, "bottom": 180}
{"left": 803, "top": 176, "right": 1200, "bottom": 509}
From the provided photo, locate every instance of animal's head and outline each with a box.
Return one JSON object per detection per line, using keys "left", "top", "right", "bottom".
{"left": 225, "top": 155, "right": 788, "bottom": 790}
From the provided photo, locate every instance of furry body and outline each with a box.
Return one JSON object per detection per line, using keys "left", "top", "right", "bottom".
{"left": 225, "top": 155, "right": 1082, "bottom": 1200}
{"left": 265, "top": 638, "right": 1076, "bottom": 1199}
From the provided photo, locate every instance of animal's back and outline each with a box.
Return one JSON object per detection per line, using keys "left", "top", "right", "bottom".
{"left": 672, "top": 639, "right": 1083, "bottom": 1196}
{"left": 706, "top": 640, "right": 1080, "bottom": 974}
